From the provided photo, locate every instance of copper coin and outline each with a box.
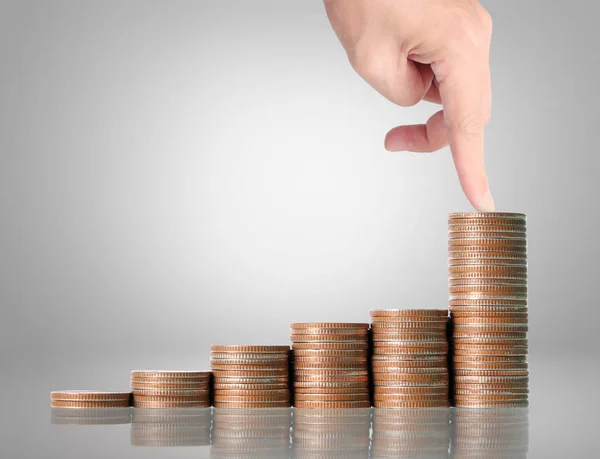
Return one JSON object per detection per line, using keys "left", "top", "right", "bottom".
{"left": 448, "top": 258, "right": 527, "bottom": 267}
{"left": 291, "top": 327, "right": 369, "bottom": 335}
{"left": 448, "top": 223, "right": 526, "bottom": 232}
{"left": 212, "top": 369, "right": 288, "bottom": 378}
{"left": 292, "top": 356, "right": 368, "bottom": 363}
{"left": 451, "top": 336, "right": 528, "bottom": 345}
{"left": 373, "top": 373, "right": 448, "bottom": 382}
{"left": 293, "top": 370, "right": 368, "bottom": 377}
{"left": 452, "top": 355, "right": 527, "bottom": 363}
{"left": 370, "top": 309, "right": 448, "bottom": 318}
{"left": 213, "top": 383, "right": 289, "bottom": 391}
{"left": 374, "top": 386, "right": 448, "bottom": 394}
{"left": 214, "top": 389, "right": 289, "bottom": 396}
{"left": 50, "top": 391, "right": 131, "bottom": 401}
{"left": 372, "top": 366, "right": 448, "bottom": 374}
{"left": 449, "top": 265, "right": 527, "bottom": 275}
{"left": 449, "top": 278, "right": 527, "bottom": 287}
{"left": 448, "top": 212, "right": 526, "bottom": 220}
{"left": 294, "top": 375, "right": 369, "bottom": 383}
{"left": 371, "top": 321, "right": 447, "bottom": 330}
{"left": 209, "top": 353, "right": 289, "bottom": 360}
{"left": 212, "top": 401, "right": 291, "bottom": 408}
{"left": 210, "top": 345, "right": 290, "bottom": 353}
{"left": 450, "top": 312, "right": 528, "bottom": 319}
{"left": 133, "top": 395, "right": 210, "bottom": 403}
{"left": 374, "top": 400, "right": 449, "bottom": 408}
{"left": 292, "top": 362, "right": 367, "bottom": 370}
{"left": 130, "top": 371, "right": 210, "bottom": 379}
{"left": 373, "top": 393, "right": 448, "bottom": 401}
{"left": 371, "top": 362, "right": 448, "bottom": 371}
{"left": 452, "top": 316, "right": 528, "bottom": 325}
{"left": 454, "top": 374, "right": 528, "bottom": 383}
{"left": 452, "top": 361, "right": 529, "bottom": 370}
{"left": 448, "top": 231, "right": 527, "bottom": 240}
{"left": 372, "top": 350, "right": 448, "bottom": 358}
{"left": 292, "top": 343, "right": 369, "bottom": 350}
{"left": 132, "top": 389, "right": 210, "bottom": 396}
{"left": 452, "top": 332, "right": 528, "bottom": 340}
{"left": 290, "top": 334, "right": 368, "bottom": 343}
{"left": 453, "top": 400, "right": 529, "bottom": 408}
{"left": 290, "top": 323, "right": 369, "bottom": 330}
{"left": 293, "top": 381, "right": 369, "bottom": 388}
{"left": 371, "top": 318, "right": 449, "bottom": 325}
{"left": 454, "top": 394, "right": 529, "bottom": 401}
{"left": 293, "top": 394, "right": 370, "bottom": 402}
{"left": 453, "top": 327, "right": 529, "bottom": 336}
{"left": 452, "top": 349, "right": 527, "bottom": 357}
{"left": 210, "top": 363, "right": 288, "bottom": 371}
{"left": 372, "top": 333, "right": 447, "bottom": 342}
{"left": 454, "top": 383, "right": 528, "bottom": 391}
{"left": 294, "top": 387, "right": 369, "bottom": 394}
{"left": 449, "top": 240, "right": 527, "bottom": 249}
{"left": 454, "top": 388, "right": 529, "bottom": 396}
{"left": 449, "top": 285, "right": 527, "bottom": 295}
{"left": 373, "top": 380, "right": 449, "bottom": 388}
{"left": 214, "top": 394, "right": 289, "bottom": 402}
{"left": 50, "top": 400, "right": 131, "bottom": 408}
{"left": 293, "top": 400, "right": 371, "bottom": 408}
{"left": 450, "top": 298, "right": 527, "bottom": 312}
{"left": 454, "top": 370, "right": 529, "bottom": 377}
{"left": 291, "top": 349, "right": 368, "bottom": 357}
{"left": 372, "top": 354, "right": 448, "bottom": 363}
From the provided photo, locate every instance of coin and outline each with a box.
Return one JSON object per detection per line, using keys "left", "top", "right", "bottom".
{"left": 373, "top": 393, "right": 449, "bottom": 401}
{"left": 51, "top": 400, "right": 131, "bottom": 408}
{"left": 209, "top": 353, "right": 289, "bottom": 360}
{"left": 290, "top": 323, "right": 369, "bottom": 330}
{"left": 294, "top": 387, "right": 369, "bottom": 394}
{"left": 210, "top": 345, "right": 290, "bottom": 353}
{"left": 292, "top": 356, "right": 368, "bottom": 363}
{"left": 212, "top": 389, "right": 289, "bottom": 397}
{"left": 212, "top": 369, "right": 289, "bottom": 378}
{"left": 374, "top": 400, "right": 450, "bottom": 408}
{"left": 132, "top": 389, "right": 210, "bottom": 396}
{"left": 371, "top": 360, "right": 448, "bottom": 369}
{"left": 374, "top": 386, "right": 448, "bottom": 394}
{"left": 213, "top": 401, "right": 291, "bottom": 408}
{"left": 213, "top": 395, "right": 290, "bottom": 403}
{"left": 450, "top": 312, "right": 528, "bottom": 319}
{"left": 291, "top": 342, "right": 369, "bottom": 350}
{"left": 448, "top": 212, "right": 526, "bottom": 220}
{"left": 213, "top": 383, "right": 289, "bottom": 390}
{"left": 294, "top": 375, "right": 370, "bottom": 383}
{"left": 212, "top": 377, "right": 289, "bottom": 384}
{"left": 130, "top": 371, "right": 211, "bottom": 379}
{"left": 133, "top": 394, "right": 210, "bottom": 403}
{"left": 453, "top": 400, "right": 528, "bottom": 407}
{"left": 290, "top": 328, "right": 369, "bottom": 335}
{"left": 293, "top": 400, "right": 371, "bottom": 408}
{"left": 291, "top": 349, "right": 368, "bottom": 357}
{"left": 210, "top": 363, "right": 288, "bottom": 371}
{"left": 370, "top": 309, "right": 448, "bottom": 317}
{"left": 293, "top": 370, "right": 368, "bottom": 377}
{"left": 292, "top": 362, "right": 367, "bottom": 370}
{"left": 293, "top": 381, "right": 369, "bottom": 388}
{"left": 50, "top": 391, "right": 131, "bottom": 401}
{"left": 372, "top": 354, "right": 448, "bottom": 363}
{"left": 373, "top": 373, "right": 449, "bottom": 382}
{"left": 293, "top": 394, "right": 370, "bottom": 402}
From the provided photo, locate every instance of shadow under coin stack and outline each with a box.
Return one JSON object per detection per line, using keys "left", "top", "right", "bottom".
{"left": 210, "top": 345, "right": 291, "bottom": 408}
{"left": 290, "top": 323, "right": 371, "bottom": 409}
{"left": 50, "top": 391, "right": 131, "bottom": 409}
{"left": 211, "top": 408, "right": 292, "bottom": 458}
{"left": 370, "top": 408, "right": 451, "bottom": 458}
{"left": 448, "top": 212, "right": 529, "bottom": 408}
{"left": 131, "top": 408, "right": 212, "bottom": 447}
{"left": 130, "top": 371, "right": 211, "bottom": 408}
{"left": 370, "top": 310, "right": 450, "bottom": 408}
{"left": 292, "top": 408, "right": 371, "bottom": 458}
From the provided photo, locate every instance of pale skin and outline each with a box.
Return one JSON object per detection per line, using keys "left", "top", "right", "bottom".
{"left": 324, "top": 0, "right": 495, "bottom": 211}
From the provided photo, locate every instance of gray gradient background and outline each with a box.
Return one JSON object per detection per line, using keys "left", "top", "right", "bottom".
{"left": 1, "top": 0, "right": 599, "bottom": 457}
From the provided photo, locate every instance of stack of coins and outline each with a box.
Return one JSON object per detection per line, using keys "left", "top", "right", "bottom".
{"left": 448, "top": 212, "right": 529, "bottom": 407}
{"left": 370, "top": 408, "right": 450, "bottom": 458}
{"left": 451, "top": 407, "right": 529, "bottom": 457}
{"left": 131, "top": 408, "right": 212, "bottom": 447}
{"left": 50, "top": 391, "right": 131, "bottom": 408}
{"left": 290, "top": 323, "right": 371, "bottom": 409}
{"left": 210, "top": 345, "right": 291, "bottom": 408}
{"left": 130, "top": 371, "right": 211, "bottom": 408}
{"left": 292, "top": 408, "right": 371, "bottom": 458}
{"left": 211, "top": 408, "right": 292, "bottom": 458}
{"left": 370, "top": 310, "right": 450, "bottom": 408}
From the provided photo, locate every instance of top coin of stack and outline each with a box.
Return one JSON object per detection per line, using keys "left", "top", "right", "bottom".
{"left": 50, "top": 391, "right": 132, "bottom": 409}
{"left": 290, "top": 323, "right": 371, "bottom": 409}
{"left": 210, "top": 345, "right": 291, "bottom": 408}
{"left": 130, "top": 371, "right": 211, "bottom": 408}
{"left": 370, "top": 309, "right": 450, "bottom": 408}
{"left": 448, "top": 212, "right": 529, "bottom": 408}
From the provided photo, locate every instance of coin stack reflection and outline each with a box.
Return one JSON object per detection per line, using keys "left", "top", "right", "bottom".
{"left": 211, "top": 408, "right": 292, "bottom": 458}
{"left": 51, "top": 407, "right": 132, "bottom": 425}
{"left": 370, "top": 408, "right": 450, "bottom": 458}
{"left": 130, "top": 371, "right": 211, "bottom": 408}
{"left": 210, "top": 345, "right": 291, "bottom": 408}
{"left": 451, "top": 408, "right": 529, "bottom": 458}
{"left": 131, "top": 408, "right": 211, "bottom": 447}
{"left": 448, "top": 212, "right": 529, "bottom": 407}
{"left": 290, "top": 323, "right": 371, "bottom": 408}
{"left": 370, "top": 310, "right": 450, "bottom": 408}
{"left": 292, "top": 408, "right": 371, "bottom": 458}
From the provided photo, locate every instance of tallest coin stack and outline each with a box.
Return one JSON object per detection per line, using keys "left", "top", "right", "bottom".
{"left": 448, "top": 212, "right": 529, "bottom": 407}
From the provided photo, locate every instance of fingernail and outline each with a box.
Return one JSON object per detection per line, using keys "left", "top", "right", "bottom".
{"left": 478, "top": 188, "right": 496, "bottom": 212}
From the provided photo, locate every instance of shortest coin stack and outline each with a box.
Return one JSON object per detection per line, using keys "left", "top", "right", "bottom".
{"left": 210, "top": 345, "right": 291, "bottom": 408}
{"left": 130, "top": 371, "right": 211, "bottom": 408}
{"left": 370, "top": 309, "right": 450, "bottom": 408}
{"left": 50, "top": 391, "right": 132, "bottom": 408}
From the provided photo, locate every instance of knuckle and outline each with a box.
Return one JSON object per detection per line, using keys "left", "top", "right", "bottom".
{"left": 448, "top": 113, "right": 487, "bottom": 141}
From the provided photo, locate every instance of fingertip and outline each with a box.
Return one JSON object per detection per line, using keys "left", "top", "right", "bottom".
{"left": 384, "top": 128, "right": 405, "bottom": 152}
{"left": 474, "top": 188, "right": 496, "bottom": 212}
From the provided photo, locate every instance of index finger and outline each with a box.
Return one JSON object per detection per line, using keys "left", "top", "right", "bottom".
{"left": 434, "top": 57, "right": 494, "bottom": 212}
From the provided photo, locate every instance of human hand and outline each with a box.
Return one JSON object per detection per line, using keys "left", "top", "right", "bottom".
{"left": 324, "top": 0, "right": 495, "bottom": 211}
